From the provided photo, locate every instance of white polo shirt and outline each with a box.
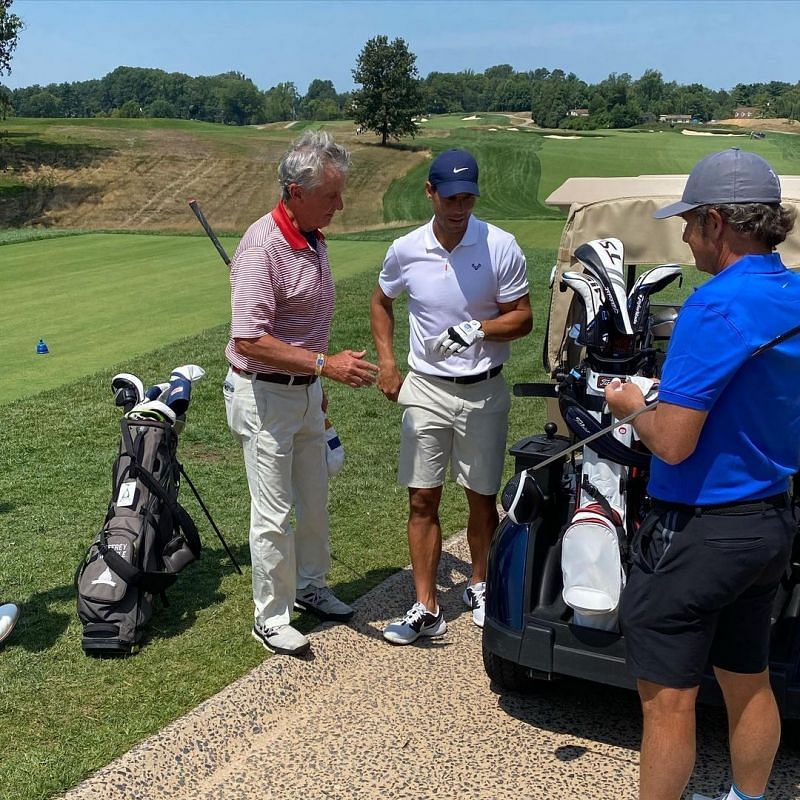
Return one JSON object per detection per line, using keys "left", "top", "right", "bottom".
{"left": 379, "top": 215, "right": 528, "bottom": 377}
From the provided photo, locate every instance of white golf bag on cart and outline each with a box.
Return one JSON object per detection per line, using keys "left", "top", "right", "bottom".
{"left": 504, "top": 237, "right": 680, "bottom": 632}
{"left": 559, "top": 238, "right": 678, "bottom": 630}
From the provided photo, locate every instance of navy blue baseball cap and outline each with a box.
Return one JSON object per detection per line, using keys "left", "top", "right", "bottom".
{"left": 428, "top": 149, "right": 480, "bottom": 197}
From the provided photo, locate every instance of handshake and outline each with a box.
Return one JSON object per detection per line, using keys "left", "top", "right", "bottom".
{"left": 431, "top": 320, "right": 485, "bottom": 358}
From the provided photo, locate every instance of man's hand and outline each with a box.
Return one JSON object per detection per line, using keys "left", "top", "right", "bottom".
{"left": 604, "top": 378, "right": 646, "bottom": 419}
{"left": 377, "top": 362, "right": 403, "bottom": 402}
{"left": 433, "top": 320, "right": 485, "bottom": 357}
{"left": 323, "top": 350, "right": 378, "bottom": 388}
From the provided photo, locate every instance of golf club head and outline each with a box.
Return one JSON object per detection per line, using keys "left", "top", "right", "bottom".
{"left": 144, "top": 382, "right": 170, "bottom": 401}
{"left": 574, "top": 238, "right": 634, "bottom": 336}
{"left": 163, "top": 376, "right": 192, "bottom": 416}
{"left": 111, "top": 373, "right": 145, "bottom": 413}
{"left": 170, "top": 364, "right": 206, "bottom": 384}
{"left": 650, "top": 307, "right": 678, "bottom": 340}
{"left": 502, "top": 469, "right": 545, "bottom": 524}
{"left": 126, "top": 399, "right": 177, "bottom": 425}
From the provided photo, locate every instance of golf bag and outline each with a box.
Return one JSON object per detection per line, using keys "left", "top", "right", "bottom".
{"left": 76, "top": 417, "right": 201, "bottom": 655}
{"left": 557, "top": 239, "right": 675, "bottom": 631}
{"left": 502, "top": 238, "right": 679, "bottom": 632}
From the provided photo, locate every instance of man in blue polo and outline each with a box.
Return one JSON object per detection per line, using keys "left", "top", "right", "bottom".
{"left": 606, "top": 149, "right": 800, "bottom": 800}
{"left": 371, "top": 149, "right": 532, "bottom": 645}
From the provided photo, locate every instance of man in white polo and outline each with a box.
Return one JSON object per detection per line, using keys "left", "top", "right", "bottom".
{"left": 370, "top": 148, "right": 532, "bottom": 645}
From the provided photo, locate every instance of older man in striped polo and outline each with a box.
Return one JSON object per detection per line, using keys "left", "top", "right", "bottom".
{"left": 224, "top": 131, "right": 378, "bottom": 657}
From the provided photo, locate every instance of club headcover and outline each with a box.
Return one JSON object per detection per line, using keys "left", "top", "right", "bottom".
{"left": 126, "top": 399, "right": 177, "bottom": 425}
{"left": 574, "top": 238, "right": 633, "bottom": 335}
{"left": 502, "top": 469, "right": 545, "bottom": 524}
{"left": 325, "top": 422, "right": 345, "bottom": 476}
{"left": 111, "top": 373, "right": 144, "bottom": 413}
{"left": 170, "top": 364, "right": 206, "bottom": 384}
{"left": 163, "top": 376, "right": 192, "bottom": 416}
{"left": 144, "top": 382, "right": 170, "bottom": 401}
{"left": 628, "top": 265, "right": 682, "bottom": 333}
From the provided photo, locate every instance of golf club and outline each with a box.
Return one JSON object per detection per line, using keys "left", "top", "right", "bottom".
{"left": 188, "top": 199, "right": 231, "bottom": 267}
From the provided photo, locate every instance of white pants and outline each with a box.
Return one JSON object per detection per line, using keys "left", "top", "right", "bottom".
{"left": 223, "top": 368, "right": 330, "bottom": 627}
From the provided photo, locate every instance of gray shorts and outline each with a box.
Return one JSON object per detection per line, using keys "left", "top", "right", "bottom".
{"left": 397, "top": 370, "right": 510, "bottom": 495}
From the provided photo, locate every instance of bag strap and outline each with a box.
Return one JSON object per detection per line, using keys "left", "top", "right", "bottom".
{"left": 131, "top": 462, "right": 201, "bottom": 558}
{"left": 97, "top": 531, "right": 178, "bottom": 593}
{"left": 581, "top": 475, "right": 629, "bottom": 562}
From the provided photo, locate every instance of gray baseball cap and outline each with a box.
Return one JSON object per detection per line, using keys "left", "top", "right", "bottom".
{"left": 653, "top": 147, "right": 782, "bottom": 219}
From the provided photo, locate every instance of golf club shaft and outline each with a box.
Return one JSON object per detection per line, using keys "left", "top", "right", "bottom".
{"left": 188, "top": 199, "right": 231, "bottom": 267}
{"left": 531, "top": 402, "right": 659, "bottom": 473}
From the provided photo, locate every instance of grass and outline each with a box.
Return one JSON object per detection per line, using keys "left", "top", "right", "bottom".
{"left": 0, "top": 242, "right": 557, "bottom": 800}
{"left": 536, "top": 128, "right": 800, "bottom": 205}
{"left": 0, "top": 234, "right": 390, "bottom": 404}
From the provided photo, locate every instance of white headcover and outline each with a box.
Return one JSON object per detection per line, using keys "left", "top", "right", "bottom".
{"left": 561, "top": 271, "right": 606, "bottom": 328}
{"left": 574, "top": 238, "right": 633, "bottom": 335}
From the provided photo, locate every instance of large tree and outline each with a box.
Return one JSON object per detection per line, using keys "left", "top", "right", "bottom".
{"left": 0, "top": 0, "right": 22, "bottom": 117}
{"left": 350, "top": 35, "right": 423, "bottom": 145}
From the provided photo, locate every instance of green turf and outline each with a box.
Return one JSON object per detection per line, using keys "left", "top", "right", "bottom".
{"left": 0, "top": 245, "right": 560, "bottom": 800}
{"left": 537, "top": 128, "right": 800, "bottom": 205}
{"left": 383, "top": 129, "right": 561, "bottom": 222}
{"left": 0, "top": 234, "right": 390, "bottom": 405}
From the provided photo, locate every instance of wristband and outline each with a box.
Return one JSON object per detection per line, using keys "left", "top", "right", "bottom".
{"left": 314, "top": 353, "right": 326, "bottom": 376}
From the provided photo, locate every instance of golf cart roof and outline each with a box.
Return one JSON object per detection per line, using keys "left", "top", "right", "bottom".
{"left": 545, "top": 174, "right": 800, "bottom": 373}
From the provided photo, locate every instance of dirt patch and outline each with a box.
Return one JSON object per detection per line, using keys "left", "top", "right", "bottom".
{"left": 716, "top": 117, "right": 800, "bottom": 134}
{"left": 1, "top": 127, "right": 428, "bottom": 233}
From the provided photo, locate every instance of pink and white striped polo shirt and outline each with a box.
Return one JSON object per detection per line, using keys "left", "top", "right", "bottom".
{"left": 225, "top": 201, "right": 336, "bottom": 375}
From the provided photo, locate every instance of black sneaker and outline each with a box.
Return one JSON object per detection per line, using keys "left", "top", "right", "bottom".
{"left": 382, "top": 601, "right": 447, "bottom": 645}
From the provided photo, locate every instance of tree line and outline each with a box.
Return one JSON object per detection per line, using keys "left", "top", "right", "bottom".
{"left": 2, "top": 31, "right": 800, "bottom": 133}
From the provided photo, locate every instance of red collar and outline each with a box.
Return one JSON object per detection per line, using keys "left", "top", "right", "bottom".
{"left": 272, "top": 201, "right": 325, "bottom": 251}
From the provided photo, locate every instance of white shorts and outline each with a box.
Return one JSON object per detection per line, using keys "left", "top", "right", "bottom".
{"left": 397, "top": 370, "right": 511, "bottom": 495}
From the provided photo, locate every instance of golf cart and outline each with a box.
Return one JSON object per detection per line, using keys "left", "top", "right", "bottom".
{"left": 482, "top": 175, "right": 800, "bottom": 719}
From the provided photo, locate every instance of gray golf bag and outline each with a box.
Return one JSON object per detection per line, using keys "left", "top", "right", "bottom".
{"left": 76, "top": 417, "right": 201, "bottom": 655}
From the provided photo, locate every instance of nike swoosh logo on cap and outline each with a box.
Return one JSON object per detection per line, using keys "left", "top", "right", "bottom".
{"left": 453, "top": 167, "right": 469, "bottom": 173}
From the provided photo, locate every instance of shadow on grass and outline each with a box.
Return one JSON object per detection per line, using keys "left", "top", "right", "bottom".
{"left": 11, "top": 541, "right": 250, "bottom": 655}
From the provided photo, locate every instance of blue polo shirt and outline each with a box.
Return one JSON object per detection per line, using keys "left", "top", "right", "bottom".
{"left": 649, "top": 252, "right": 800, "bottom": 504}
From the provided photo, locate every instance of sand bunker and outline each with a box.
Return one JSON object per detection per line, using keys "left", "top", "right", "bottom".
{"left": 284, "top": 121, "right": 298, "bottom": 129}
{"left": 544, "top": 134, "right": 582, "bottom": 139}
{"left": 462, "top": 115, "right": 480, "bottom": 120}
{"left": 681, "top": 129, "right": 746, "bottom": 137}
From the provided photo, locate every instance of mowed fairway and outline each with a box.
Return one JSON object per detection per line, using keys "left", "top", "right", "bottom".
{"left": 0, "top": 234, "right": 390, "bottom": 404}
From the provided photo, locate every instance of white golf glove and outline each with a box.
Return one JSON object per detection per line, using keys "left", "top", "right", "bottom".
{"left": 433, "top": 320, "right": 485, "bottom": 357}
{"left": 325, "top": 419, "right": 345, "bottom": 476}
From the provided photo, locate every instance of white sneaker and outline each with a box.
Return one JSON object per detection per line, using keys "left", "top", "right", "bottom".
{"left": 294, "top": 585, "right": 354, "bottom": 621}
{"left": 252, "top": 622, "right": 310, "bottom": 656}
{"left": 463, "top": 581, "right": 486, "bottom": 628}
{"left": 0, "top": 603, "right": 19, "bottom": 644}
{"left": 383, "top": 601, "right": 447, "bottom": 645}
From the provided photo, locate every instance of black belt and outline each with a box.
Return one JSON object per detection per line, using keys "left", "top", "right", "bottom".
{"left": 653, "top": 493, "right": 788, "bottom": 517}
{"left": 231, "top": 366, "right": 317, "bottom": 386}
{"left": 421, "top": 365, "right": 503, "bottom": 385}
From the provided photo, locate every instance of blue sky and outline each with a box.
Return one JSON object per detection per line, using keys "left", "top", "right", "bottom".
{"left": 5, "top": 0, "right": 800, "bottom": 93}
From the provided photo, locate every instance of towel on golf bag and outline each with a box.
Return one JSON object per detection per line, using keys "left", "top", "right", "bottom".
{"left": 75, "top": 417, "right": 201, "bottom": 655}
{"left": 561, "top": 503, "right": 626, "bottom": 632}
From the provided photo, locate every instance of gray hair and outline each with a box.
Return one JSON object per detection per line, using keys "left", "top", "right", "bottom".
{"left": 695, "top": 202, "right": 796, "bottom": 249}
{"left": 278, "top": 130, "right": 350, "bottom": 201}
